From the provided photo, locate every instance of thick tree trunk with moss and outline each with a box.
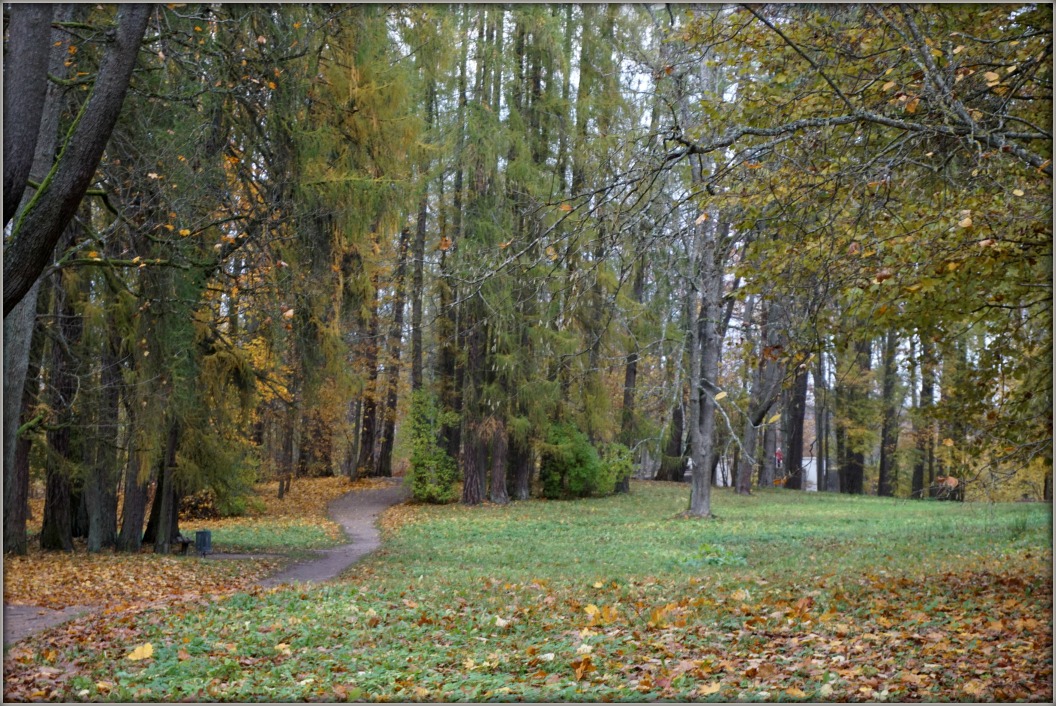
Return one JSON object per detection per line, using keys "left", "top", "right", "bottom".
{"left": 2, "top": 4, "right": 53, "bottom": 225}
{"left": 4, "top": 7, "right": 76, "bottom": 553}
{"left": 4, "top": 4, "right": 152, "bottom": 315}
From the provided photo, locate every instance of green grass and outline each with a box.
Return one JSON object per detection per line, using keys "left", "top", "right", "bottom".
{"left": 181, "top": 520, "right": 343, "bottom": 553}
{"left": 16, "top": 483, "right": 1052, "bottom": 702}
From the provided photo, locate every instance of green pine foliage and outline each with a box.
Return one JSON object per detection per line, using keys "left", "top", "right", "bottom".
{"left": 600, "top": 442, "right": 635, "bottom": 493}
{"left": 538, "top": 422, "right": 602, "bottom": 499}
{"left": 407, "top": 390, "right": 459, "bottom": 504}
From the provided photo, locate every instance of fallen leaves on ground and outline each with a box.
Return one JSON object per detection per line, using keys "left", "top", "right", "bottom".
{"left": 378, "top": 500, "right": 426, "bottom": 534}
{"left": 9, "top": 476, "right": 384, "bottom": 612}
{"left": 252, "top": 476, "right": 363, "bottom": 520}
{"left": 3, "top": 549, "right": 279, "bottom": 609}
{"left": 4, "top": 560, "right": 1050, "bottom": 702}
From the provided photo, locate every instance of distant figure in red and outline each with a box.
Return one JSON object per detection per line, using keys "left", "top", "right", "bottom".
{"left": 775, "top": 450, "right": 783, "bottom": 469}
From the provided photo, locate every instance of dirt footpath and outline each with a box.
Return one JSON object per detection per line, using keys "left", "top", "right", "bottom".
{"left": 2, "top": 478, "right": 408, "bottom": 647}
{"left": 255, "top": 478, "right": 407, "bottom": 588}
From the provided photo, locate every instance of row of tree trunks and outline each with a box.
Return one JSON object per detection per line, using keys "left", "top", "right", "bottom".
{"left": 39, "top": 242, "right": 86, "bottom": 551}
{"left": 374, "top": 228, "right": 411, "bottom": 478}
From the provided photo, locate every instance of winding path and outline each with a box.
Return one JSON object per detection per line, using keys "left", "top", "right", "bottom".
{"left": 2, "top": 478, "right": 408, "bottom": 647}
{"left": 255, "top": 478, "right": 407, "bottom": 588}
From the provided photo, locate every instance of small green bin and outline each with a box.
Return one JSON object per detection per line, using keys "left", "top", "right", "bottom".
{"left": 195, "top": 530, "right": 212, "bottom": 556}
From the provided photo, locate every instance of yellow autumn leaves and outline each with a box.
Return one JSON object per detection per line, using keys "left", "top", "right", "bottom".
{"left": 583, "top": 602, "right": 619, "bottom": 626}
{"left": 127, "top": 643, "right": 154, "bottom": 661}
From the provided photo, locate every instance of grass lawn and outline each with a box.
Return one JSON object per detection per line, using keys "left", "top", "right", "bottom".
{"left": 4, "top": 482, "right": 1051, "bottom": 702}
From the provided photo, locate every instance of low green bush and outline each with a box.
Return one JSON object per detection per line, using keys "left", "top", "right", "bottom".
{"left": 600, "top": 441, "right": 634, "bottom": 493}
{"left": 407, "top": 390, "right": 459, "bottom": 503}
{"left": 539, "top": 423, "right": 602, "bottom": 499}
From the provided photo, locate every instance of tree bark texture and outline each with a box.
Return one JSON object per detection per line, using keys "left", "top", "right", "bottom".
{"left": 2, "top": 4, "right": 53, "bottom": 225}
{"left": 356, "top": 286, "right": 382, "bottom": 476}
{"left": 912, "top": 336, "right": 936, "bottom": 498}
{"left": 3, "top": 6, "right": 76, "bottom": 550}
{"left": 489, "top": 419, "right": 509, "bottom": 505}
{"left": 152, "top": 418, "right": 181, "bottom": 553}
{"left": 40, "top": 265, "right": 85, "bottom": 551}
{"left": 836, "top": 337, "right": 872, "bottom": 495}
{"left": 4, "top": 4, "right": 152, "bottom": 316}
{"left": 877, "top": 328, "right": 900, "bottom": 497}
{"left": 460, "top": 297, "right": 488, "bottom": 505}
{"left": 783, "top": 365, "right": 809, "bottom": 490}
{"left": 510, "top": 435, "right": 532, "bottom": 501}
{"left": 375, "top": 228, "right": 410, "bottom": 478}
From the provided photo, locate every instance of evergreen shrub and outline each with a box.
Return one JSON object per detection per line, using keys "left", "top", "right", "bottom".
{"left": 408, "top": 390, "right": 459, "bottom": 503}
{"left": 600, "top": 441, "right": 634, "bottom": 493}
{"left": 539, "top": 422, "right": 602, "bottom": 499}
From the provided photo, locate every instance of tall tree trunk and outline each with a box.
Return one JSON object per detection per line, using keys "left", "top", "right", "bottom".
{"left": 86, "top": 298, "right": 122, "bottom": 551}
{"left": 912, "top": 335, "right": 936, "bottom": 498}
{"left": 489, "top": 419, "right": 509, "bottom": 505}
{"left": 3, "top": 283, "right": 42, "bottom": 555}
{"left": 738, "top": 412, "right": 760, "bottom": 493}
{"left": 4, "top": 4, "right": 152, "bottom": 315}
{"left": 7, "top": 306, "right": 43, "bottom": 551}
{"left": 356, "top": 285, "right": 382, "bottom": 476}
{"left": 659, "top": 399, "right": 685, "bottom": 481}
{"left": 71, "top": 489, "right": 90, "bottom": 539}
{"left": 278, "top": 407, "right": 293, "bottom": 498}
{"left": 460, "top": 297, "right": 488, "bottom": 505}
{"left": 738, "top": 298, "right": 782, "bottom": 494}
{"left": 375, "top": 228, "right": 411, "bottom": 478}
{"left": 2, "top": 3, "right": 53, "bottom": 225}
{"left": 462, "top": 421, "right": 487, "bottom": 506}
{"left": 410, "top": 188, "right": 427, "bottom": 394}
{"left": 761, "top": 422, "right": 777, "bottom": 488}
{"left": 342, "top": 398, "right": 362, "bottom": 478}
{"left": 688, "top": 220, "right": 725, "bottom": 517}
{"left": 510, "top": 435, "right": 532, "bottom": 501}
{"left": 438, "top": 8, "right": 469, "bottom": 462}
{"left": 4, "top": 9, "right": 74, "bottom": 552}
{"left": 783, "top": 365, "right": 809, "bottom": 490}
{"left": 836, "top": 336, "right": 871, "bottom": 495}
{"left": 153, "top": 417, "right": 181, "bottom": 554}
{"left": 659, "top": 278, "right": 694, "bottom": 482}
{"left": 40, "top": 246, "right": 85, "bottom": 551}
{"left": 815, "top": 347, "right": 829, "bottom": 492}
{"left": 877, "top": 327, "right": 900, "bottom": 497}
{"left": 617, "top": 255, "right": 647, "bottom": 493}
{"left": 116, "top": 440, "right": 147, "bottom": 552}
